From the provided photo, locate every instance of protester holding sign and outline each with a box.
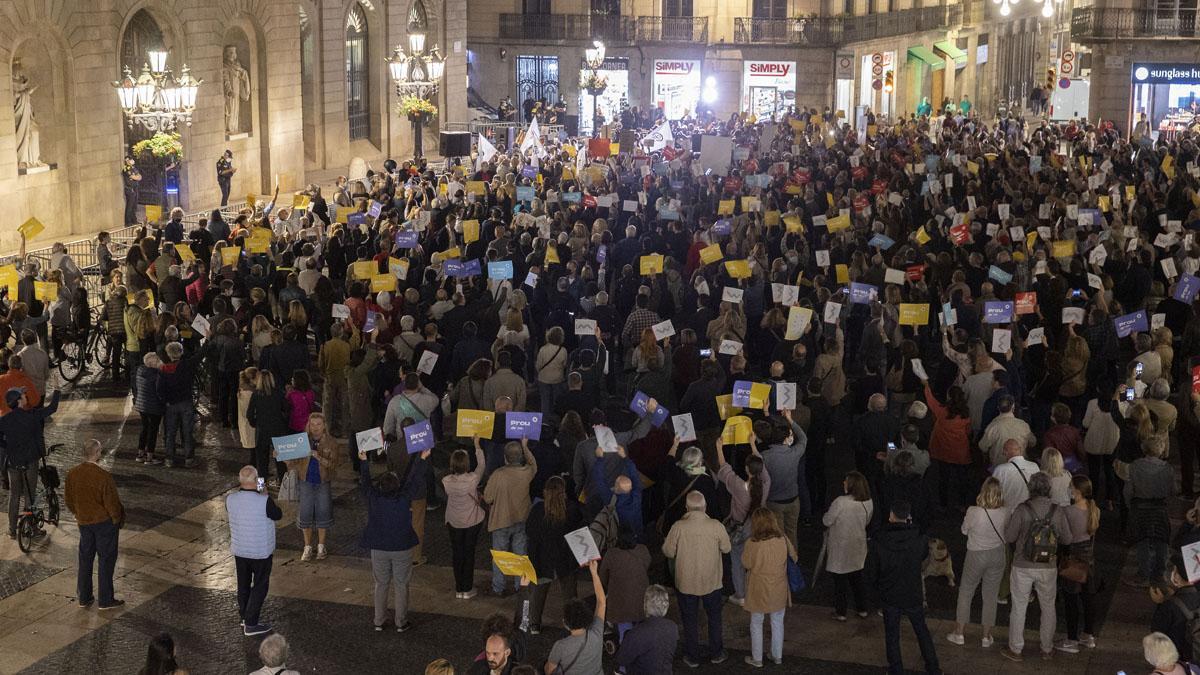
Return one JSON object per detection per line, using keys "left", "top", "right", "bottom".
{"left": 443, "top": 439, "right": 487, "bottom": 599}
{"left": 482, "top": 438, "right": 536, "bottom": 596}
{"left": 280, "top": 413, "right": 342, "bottom": 562}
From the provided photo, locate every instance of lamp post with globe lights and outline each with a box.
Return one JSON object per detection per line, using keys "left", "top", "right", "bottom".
{"left": 387, "top": 31, "right": 445, "bottom": 160}
{"left": 582, "top": 40, "right": 606, "bottom": 136}
{"left": 112, "top": 49, "right": 202, "bottom": 132}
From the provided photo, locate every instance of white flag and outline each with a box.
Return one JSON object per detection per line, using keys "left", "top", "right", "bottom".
{"left": 642, "top": 120, "right": 674, "bottom": 153}
{"left": 476, "top": 133, "right": 497, "bottom": 171}
{"left": 520, "top": 117, "right": 543, "bottom": 156}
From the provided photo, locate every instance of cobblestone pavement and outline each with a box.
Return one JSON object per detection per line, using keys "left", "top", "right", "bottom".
{"left": 0, "top": 368, "right": 1161, "bottom": 673}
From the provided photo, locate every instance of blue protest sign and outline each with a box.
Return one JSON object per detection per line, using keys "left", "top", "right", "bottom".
{"left": 849, "top": 282, "right": 877, "bottom": 304}
{"left": 505, "top": 412, "right": 543, "bottom": 440}
{"left": 983, "top": 301, "right": 1014, "bottom": 324}
{"left": 1175, "top": 274, "right": 1200, "bottom": 303}
{"left": 404, "top": 420, "right": 435, "bottom": 453}
{"left": 272, "top": 433, "right": 311, "bottom": 462}
{"left": 395, "top": 231, "right": 419, "bottom": 248}
{"left": 658, "top": 208, "right": 680, "bottom": 220}
{"left": 868, "top": 233, "right": 895, "bottom": 249}
{"left": 487, "top": 261, "right": 514, "bottom": 280}
{"left": 445, "top": 260, "right": 466, "bottom": 277}
{"left": 597, "top": 245, "right": 607, "bottom": 264}
{"left": 988, "top": 265, "right": 1013, "bottom": 285}
{"left": 462, "top": 259, "right": 482, "bottom": 276}
{"left": 1114, "top": 310, "right": 1149, "bottom": 338}
{"left": 629, "top": 390, "right": 651, "bottom": 417}
{"left": 517, "top": 186, "right": 535, "bottom": 202}
{"left": 347, "top": 212, "right": 366, "bottom": 227}
{"left": 562, "top": 192, "right": 582, "bottom": 203}
{"left": 712, "top": 219, "right": 732, "bottom": 236}
{"left": 731, "top": 380, "right": 754, "bottom": 407}
{"left": 368, "top": 201, "right": 383, "bottom": 218}
{"left": 650, "top": 404, "right": 669, "bottom": 427}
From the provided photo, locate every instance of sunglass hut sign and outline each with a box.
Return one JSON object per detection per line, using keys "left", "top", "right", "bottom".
{"left": 1132, "top": 64, "right": 1200, "bottom": 84}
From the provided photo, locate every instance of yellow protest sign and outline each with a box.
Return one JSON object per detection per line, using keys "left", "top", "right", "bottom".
{"left": 699, "top": 244, "right": 723, "bottom": 265}
{"left": 915, "top": 227, "right": 931, "bottom": 245}
{"left": 610, "top": 143, "right": 619, "bottom": 155}
{"left": 491, "top": 550, "right": 538, "bottom": 583}
{"left": 0, "top": 265, "right": 18, "bottom": 295}
{"left": 1162, "top": 154, "right": 1175, "bottom": 176}
{"left": 898, "top": 303, "right": 930, "bottom": 326}
{"left": 783, "top": 215, "right": 804, "bottom": 233}
{"left": 1026, "top": 231, "right": 1038, "bottom": 251}
{"left": 721, "top": 416, "right": 753, "bottom": 444}
{"left": 1126, "top": 185, "right": 1136, "bottom": 202}
{"left": 1052, "top": 240, "right": 1076, "bottom": 258}
{"left": 725, "top": 259, "right": 751, "bottom": 279}
{"left": 827, "top": 214, "right": 851, "bottom": 233}
{"left": 221, "top": 247, "right": 241, "bottom": 267}
{"left": 785, "top": 306, "right": 813, "bottom": 340}
{"left": 1098, "top": 195, "right": 1111, "bottom": 213}
{"left": 640, "top": 254, "right": 664, "bottom": 276}
{"left": 785, "top": 185, "right": 802, "bottom": 195}
{"left": 835, "top": 264, "right": 849, "bottom": 284}
{"left": 389, "top": 257, "right": 410, "bottom": 280}
{"left": 466, "top": 181, "right": 486, "bottom": 196}
{"left": 563, "top": 144, "right": 577, "bottom": 158}
{"left": 144, "top": 205, "right": 163, "bottom": 224}
{"left": 371, "top": 274, "right": 397, "bottom": 293}
{"left": 747, "top": 383, "right": 772, "bottom": 410}
{"left": 246, "top": 193, "right": 257, "bottom": 208}
{"left": 788, "top": 119, "right": 804, "bottom": 131}
{"left": 247, "top": 229, "right": 271, "bottom": 254}
{"left": 966, "top": 160, "right": 980, "bottom": 176}
{"left": 175, "top": 244, "right": 195, "bottom": 262}
{"left": 456, "top": 409, "right": 495, "bottom": 439}
{"left": 545, "top": 245, "right": 560, "bottom": 265}
{"left": 33, "top": 280, "right": 57, "bottom": 302}
{"left": 741, "top": 196, "right": 760, "bottom": 212}
{"left": 439, "top": 246, "right": 462, "bottom": 261}
{"left": 18, "top": 217, "right": 44, "bottom": 240}
{"left": 715, "top": 395, "right": 743, "bottom": 421}
{"left": 462, "top": 219, "right": 480, "bottom": 244}
{"left": 335, "top": 207, "right": 349, "bottom": 224}
{"left": 352, "top": 260, "right": 377, "bottom": 279}
{"left": 866, "top": 124, "right": 878, "bottom": 137}
{"left": 764, "top": 210, "right": 781, "bottom": 226}
{"left": 717, "top": 200, "right": 735, "bottom": 215}
{"left": 292, "top": 193, "right": 311, "bottom": 210}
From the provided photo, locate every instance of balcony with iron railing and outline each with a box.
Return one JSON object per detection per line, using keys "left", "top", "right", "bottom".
{"left": 498, "top": 13, "right": 635, "bottom": 42}
{"left": 1071, "top": 7, "right": 1200, "bottom": 40}
{"left": 733, "top": 4, "right": 963, "bottom": 46}
{"left": 635, "top": 16, "right": 709, "bottom": 42}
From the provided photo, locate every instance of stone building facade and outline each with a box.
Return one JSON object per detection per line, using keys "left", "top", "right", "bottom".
{"left": 0, "top": 0, "right": 467, "bottom": 252}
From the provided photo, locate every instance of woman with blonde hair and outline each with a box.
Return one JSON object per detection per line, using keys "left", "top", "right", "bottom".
{"left": 706, "top": 301, "right": 746, "bottom": 346}
{"left": 1058, "top": 324, "right": 1091, "bottom": 400}
{"left": 948, "top": 477, "right": 1008, "bottom": 648}
{"left": 250, "top": 315, "right": 273, "bottom": 362}
{"left": 1142, "top": 631, "right": 1187, "bottom": 674}
{"left": 1153, "top": 327, "right": 1174, "bottom": 384}
{"left": 236, "top": 367, "right": 260, "bottom": 453}
{"left": 286, "top": 299, "right": 308, "bottom": 334}
{"left": 1057, "top": 475, "right": 1101, "bottom": 653}
{"left": 741, "top": 507, "right": 797, "bottom": 667}
{"left": 1040, "top": 447, "right": 1072, "bottom": 506}
{"left": 822, "top": 471, "right": 873, "bottom": 620}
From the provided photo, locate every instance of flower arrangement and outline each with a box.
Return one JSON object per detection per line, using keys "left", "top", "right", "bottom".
{"left": 581, "top": 72, "right": 608, "bottom": 91}
{"left": 132, "top": 132, "right": 184, "bottom": 159}
{"left": 398, "top": 96, "right": 438, "bottom": 118}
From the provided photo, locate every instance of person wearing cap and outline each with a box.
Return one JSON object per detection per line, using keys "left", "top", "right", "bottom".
{"left": 2, "top": 387, "right": 60, "bottom": 537}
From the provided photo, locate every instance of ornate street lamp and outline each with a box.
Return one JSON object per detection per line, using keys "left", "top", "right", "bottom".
{"left": 112, "top": 49, "right": 202, "bottom": 131}
{"left": 388, "top": 31, "right": 446, "bottom": 160}
{"left": 582, "top": 40, "right": 606, "bottom": 136}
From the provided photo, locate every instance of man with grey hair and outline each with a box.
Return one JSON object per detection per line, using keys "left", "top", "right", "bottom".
{"left": 482, "top": 439, "right": 536, "bottom": 596}
{"left": 979, "top": 394, "right": 1036, "bottom": 466}
{"left": 615, "top": 584, "right": 680, "bottom": 674}
{"left": 663, "top": 491, "right": 731, "bottom": 667}
{"left": 158, "top": 341, "right": 199, "bottom": 468}
{"left": 249, "top": 633, "right": 300, "bottom": 674}
{"left": 226, "top": 465, "right": 283, "bottom": 636}
{"left": 65, "top": 439, "right": 125, "bottom": 610}
{"left": 1002, "top": 471, "right": 1071, "bottom": 662}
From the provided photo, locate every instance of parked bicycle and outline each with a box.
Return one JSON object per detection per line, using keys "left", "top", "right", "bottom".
{"left": 14, "top": 443, "right": 62, "bottom": 553}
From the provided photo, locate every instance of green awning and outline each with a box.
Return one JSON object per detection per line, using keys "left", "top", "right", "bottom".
{"left": 907, "top": 45, "right": 945, "bottom": 71}
{"left": 934, "top": 40, "right": 968, "bottom": 66}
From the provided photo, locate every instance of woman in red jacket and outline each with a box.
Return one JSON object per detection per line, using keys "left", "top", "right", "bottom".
{"left": 922, "top": 377, "right": 972, "bottom": 513}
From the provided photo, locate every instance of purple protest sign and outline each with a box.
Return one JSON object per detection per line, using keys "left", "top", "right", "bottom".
{"left": 731, "top": 380, "right": 754, "bottom": 407}
{"left": 650, "top": 404, "right": 669, "bottom": 427}
{"left": 521, "top": 165, "right": 538, "bottom": 179}
{"left": 849, "top": 282, "right": 877, "bottom": 304}
{"left": 629, "top": 390, "right": 651, "bottom": 417}
{"left": 445, "top": 260, "right": 466, "bottom": 277}
{"left": 347, "top": 212, "right": 366, "bottom": 227}
{"left": 1176, "top": 274, "right": 1200, "bottom": 303}
{"left": 712, "top": 219, "right": 732, "bottom": 236}
{"left": 597, "top": 245, "right": 607, "bottom": 264}
{"left": 463, "top": 259, "right": 482, "bottom": 276}
{"left": 395, "top": 231, "right": 419, "bottom": 248}
{"left": 505, "top": 412, "right": 543, "bottom": 440}
{"left": 983, "top": 301, "right": 1014, "bottom": 324}
{"left": 404, "top": 420, "right": 435, "bottom": 453}
{"left": 1114, "top": 310, "right": 1149, "bottom": 338}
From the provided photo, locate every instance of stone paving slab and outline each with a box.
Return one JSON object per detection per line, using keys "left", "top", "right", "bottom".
{"left": 0, "top": 559, "right": 63, "bottom": 601}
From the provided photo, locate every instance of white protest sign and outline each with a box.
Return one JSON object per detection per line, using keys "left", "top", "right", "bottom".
{"left": 718, "top": 339, "right": 743, "bottom": 355}
{"left": 594, "top": 425, "right": 619, "bottom": 453}
{"left": 672, "top": 413, "right": 698, "bottom": 442}
{"left": 1088, "top": 273, "right": 1102, "bottom": 289}
{"left": 574, "top": 318, "right": 598, "bottom": 336}
{"left": 355, "top": 427, "right": 386, "bottom": 453}
{"left": 885, "top": 268, "right": 906, "bottom": 285}
{"left": 775, "top": 383, "right": 797, "bottom": 411}
{"left": 332, "top": 303, "right": 351, "bottom": 319}
{"left": 1152, "top": 313, "right": 1167, "bottom": 330}
{"left": 1063, "top": 307, "right": 1085, "bottom": 325}
{"left": 815, "top": 250, "right": 830, "bottom": 267}
{"left": 1163, "top": 258, "right": 1179, "bottom": 279}
{"left": 722, "top": 287, "right": 744, "bottom": 303}
{"left": 1026, "top": 327, "right": 1046, "bottom": 346}
{"left": 564, "top": 526, "right": 601, "bottom": 566}
{"left": 525, "top": 271, "right": 539, "bottom": 288}
{"left": 417, "top": 350, "right": 439, "bottom": 375}
{"left": 824, "top": 302, "right": 842, "bottom": 324}
{"left": 191, "top": 314, "right": 210, "bottom": 338}
{"left": 651, "top": 320, "right": 676, "bottom": 341}
{"left": 991, "top": 328, "right": 1012, "bottom": 354}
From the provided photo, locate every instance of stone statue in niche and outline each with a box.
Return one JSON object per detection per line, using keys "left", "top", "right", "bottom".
{"left": 12, "top": 74, "right": 43, "bottom": 168}
{"left": 222, "top": 45, "right": 251, "bottom": 135}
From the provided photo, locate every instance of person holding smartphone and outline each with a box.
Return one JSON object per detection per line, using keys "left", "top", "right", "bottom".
{"left": 225, "top": 465, "right": 283, "bottom": 636}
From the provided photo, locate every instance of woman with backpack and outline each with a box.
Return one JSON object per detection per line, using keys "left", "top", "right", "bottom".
{"left": 741, "top": 507, "right": 797, "bottom": 667}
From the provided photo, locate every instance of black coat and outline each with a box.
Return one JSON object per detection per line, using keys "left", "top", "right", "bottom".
{"left": 525, "top": 500, "right": 586, "bottom": 580}
{"left": 868, "top": 522, "right": 928, "bottom": 609}
{"left": 247, "top": 389, "right": 289, "bottom": 445}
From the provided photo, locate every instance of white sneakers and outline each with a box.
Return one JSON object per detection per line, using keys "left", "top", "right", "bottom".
{"left": 301, "top": 546, "right": 314, "bottom": 561}
{"left": 316, "top": 545, "right": 328, "bottom": 560}
{"left": 300, "top": 545, "right": 328, "bottom": 561}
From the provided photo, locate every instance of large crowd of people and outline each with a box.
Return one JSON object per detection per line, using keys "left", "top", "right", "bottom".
{"left": 8, "top": 100, "right": 1200, "bottom": 674}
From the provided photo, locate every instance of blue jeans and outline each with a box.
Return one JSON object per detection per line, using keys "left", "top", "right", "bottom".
{"left": 491, "top": 523, "right": 527, "bottom": 593}
{"left": 750, "top": 610, "right": 785, "bottom": 663}
{"left": 163, "top": 400, "right": 195, "bottom": 463}
{"left": 677, "top": 588, "right": 723, "bottom": 661}
{"left": 730, "top": 522, "right": 750, "bottom": 599}
{"left": 78, "top": 519, "right": 119, "bottom": 605}
{"left": 537, "top": 381, "right": 564, "bottom": 417}
{"left": 883, "top": 606, "right": 941, "bottom": 675}
{"left": 1138, "top": 539, "right": 1169, "bottom": 583}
